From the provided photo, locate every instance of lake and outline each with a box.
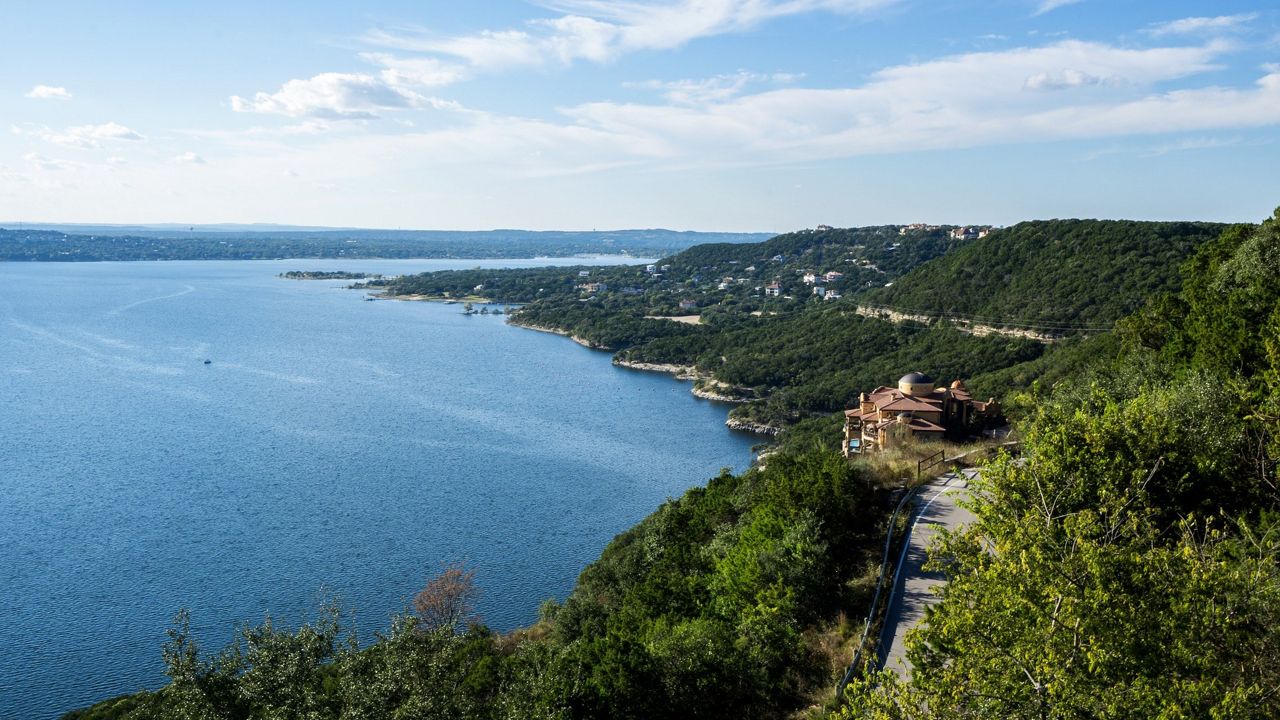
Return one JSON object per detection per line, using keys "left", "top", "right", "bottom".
{"left": 0, "top": 258, "right": 757, "bottom": 719}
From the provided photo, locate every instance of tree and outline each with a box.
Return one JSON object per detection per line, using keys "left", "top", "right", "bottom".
{"left": 414, "top": 563, "right": 482, "bottom": 633}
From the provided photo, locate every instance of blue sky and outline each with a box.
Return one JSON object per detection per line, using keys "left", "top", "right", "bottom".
{"left": 3, "top": 0, "right": 1278, "bottom": 230}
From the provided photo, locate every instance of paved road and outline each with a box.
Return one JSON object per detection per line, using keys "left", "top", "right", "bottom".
{"left": 878, "top": 468, "right": 978, "bottom": 678}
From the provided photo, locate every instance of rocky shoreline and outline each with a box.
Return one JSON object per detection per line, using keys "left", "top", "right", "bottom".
{"left": 506, "top": 317, "right": 611, "bottom": 350}
{"left": 510, "top": 324, "right": 776, "bottom": 435}
{"left": 612, "top": 358, "right": 700, "bottom": 380}
{"left": 726, "top": 417, "right": 782, "bottom": 436}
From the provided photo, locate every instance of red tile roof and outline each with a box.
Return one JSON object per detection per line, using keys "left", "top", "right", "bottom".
{"left": 879, "top": 397, "right": 943, "bottom": 413}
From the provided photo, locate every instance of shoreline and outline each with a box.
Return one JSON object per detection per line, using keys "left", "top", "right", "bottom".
{"left": 368, "top": 290, "right": 778, "bottom": 438}
{"left": 504, "top": 316, "right": 611, "bottom": 350}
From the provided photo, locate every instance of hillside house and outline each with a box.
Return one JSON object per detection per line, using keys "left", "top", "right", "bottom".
{"left": 764, "top": 282, "right": 782, "bottom": 297}
{"left": 842, "top": 372, "right": 1001, "bottom": 456}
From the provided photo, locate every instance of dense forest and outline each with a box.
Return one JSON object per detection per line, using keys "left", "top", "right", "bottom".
{"left": 67, "top": 211, "right": 1279, "bottom": 719}
{"left": 866, "top": 220, "right": 1227, "bottom": 329}
{"left": 0, "top": 227, "right": 768, "bottom": 262}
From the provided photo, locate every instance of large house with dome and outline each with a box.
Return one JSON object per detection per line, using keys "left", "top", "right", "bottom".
{"left": 842, "top": 372, "right": 1001, "bottom": 456}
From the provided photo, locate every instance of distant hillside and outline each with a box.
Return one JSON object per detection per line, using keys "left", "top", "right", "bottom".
{"left": 0, "top": 227, "right": 771, "bottom": 262}
{"left": 864, "top": 220, "right": 1228, "bottom": 330}
{"left": 662, "top": 225, "right": 971, "bottom": 289}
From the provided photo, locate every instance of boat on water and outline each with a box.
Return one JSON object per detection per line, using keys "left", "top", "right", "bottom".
{"left": 203, "top": 359, "right": 212, "bottom": 365}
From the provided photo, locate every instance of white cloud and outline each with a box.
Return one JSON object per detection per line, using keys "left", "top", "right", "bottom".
{"left": 627, "top": 71, "right": 803, "bottom": 104}
{"left": 1033, "top": 0, "right": 1083, "bottom": 16}
{"left": 23, "top": 152, "right": 78, "bottom": 171}
{"left": 359, "top": 53, "right": 468, "bottom": 87}
{"left": 25, "top": 85, "right": 72, "bottom": 100}
{"left": 1147, "top": 13, "right": 1259, "bottom": 37}
{"left": 203, "top": 38, "right": 1280, "bottom": 186}
{"left": 173, "top": 152, "right": 207, "bottom": 164}
{"left": 18, "top": 121, "right": 146, "bottom": 148}
{"left": 231, "top": 72, "right": 422, "bottom": 118}
{"left": 364, "top": 0, "right": 899, "bottom": 70}
{"left": 551, "top": 40, "right": 1261, "bottom": 165}
{"left": 1024, "top": 68, "right": 1103, "bottom": 91}
{"left": 230, "top": 55, "right": 468, "bottom": 119}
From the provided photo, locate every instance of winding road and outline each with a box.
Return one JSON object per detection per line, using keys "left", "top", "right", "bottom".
{"left": 877, "top": 468, "right": 979, "bottom": 678}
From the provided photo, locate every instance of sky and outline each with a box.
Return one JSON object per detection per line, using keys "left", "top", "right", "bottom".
{"left": 2, "top": 0, "right": 1278, "bottom": 231}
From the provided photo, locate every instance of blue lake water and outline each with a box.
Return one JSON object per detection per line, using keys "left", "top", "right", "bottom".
{"left": 0, "top": 259, "right": 756, "bottom": 719}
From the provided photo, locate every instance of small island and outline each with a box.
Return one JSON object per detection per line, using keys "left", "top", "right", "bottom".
{"left": 279, "top": 270, "right": 381, "bottom": 280}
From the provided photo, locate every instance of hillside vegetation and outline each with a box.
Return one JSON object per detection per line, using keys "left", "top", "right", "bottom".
{"left": 839, "top": 209, "right": 1280, "bottom": 718}
{"left": 866, "top": 219, "right": 1226, "bottom": 329}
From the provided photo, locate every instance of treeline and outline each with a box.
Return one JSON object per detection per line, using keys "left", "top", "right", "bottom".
{"left": 866, "top": 219, "right": 1226, "bottom": 328}
{"left": 381, "top": 224, "right": 967, "bottom": 313}
{"left": 68, "top": 450, "right": 893, "bottom": 720}
{"left": 839, "top": 209, "right": 1280, "bottom": 718}
{"left": 670, "top": 224, "right": 967, "bottom": 280}
{"left": 280, "top": 271, "right": 379, "bottom": 280}
{"left": 0, "top": 228, "right": 768, "bottom": 262}
{"left": 520, "top": 303, "right": 1042, "bottom": 428}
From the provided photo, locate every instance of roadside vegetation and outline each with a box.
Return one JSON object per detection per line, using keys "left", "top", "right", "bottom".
{"left": 838, "top": 209, "right": 1280, "bottom": 718}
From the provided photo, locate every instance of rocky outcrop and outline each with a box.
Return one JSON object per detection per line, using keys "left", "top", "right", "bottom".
{"left": 612, "top": 359, "right": 700, "bottom": 380}
{"left": 726, "top": 417, "right": 782, "bottom": 436}
{"left": 692, "top": 386, "right": 748, "bottom": 403}
{"left": 506, "top": 318, "right": 611, "bottom": 350}
{"left": 855, "top": 305, "right": 1061, "bottom": 344}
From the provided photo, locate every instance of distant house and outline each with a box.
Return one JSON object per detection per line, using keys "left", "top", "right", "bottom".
{"left": 579, "top": 282, "right": 607, "bottom": 293}
{"left": 678, "top": 299, "right": 698, "bottom": 311}
{"left": 646, "top": 264, "right": 657, "bottom": 273}
{"left": 473, "top": 284, "right": 485, "bottom": 292}
{"left": 813, "top": 286, "right": 826, "bottom": 298}
{"left": 764, "top": 282, "right": 782, "bottom": 297}
{"left": 824, "top": 271, "right": 844, "bottom": 282}
{"left": 825, "top": 290, "right": 842, "bottom": 300}
{"left": 803, "top": 272, "right": 819, "bottom": 284}
{"left": 816, "top": 224, "right": 834, "bottom": 231}
{"left": 842, "top": 372, "right": 1002, "bottom": 456}
{"left": 717, "top": 282, "right": 731, "bottom": 290}
{"left": 579, "top": 270, "right": 591, "bottom": 277}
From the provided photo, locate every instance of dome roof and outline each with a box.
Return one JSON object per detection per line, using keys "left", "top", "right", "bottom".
{"left": 899, "top": 371, "right": 932, "bottom": 385}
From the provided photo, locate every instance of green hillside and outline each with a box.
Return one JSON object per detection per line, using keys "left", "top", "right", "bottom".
{"left": 840, "top": 209, "right": 1280, "bottom": 718}
{"left": 866, "top": 219, "right": 1227, "bottom": 329}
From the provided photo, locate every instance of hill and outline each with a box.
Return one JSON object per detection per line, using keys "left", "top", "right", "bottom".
{"left": 864, "top": 219, "right": 1227, "bottom": 331}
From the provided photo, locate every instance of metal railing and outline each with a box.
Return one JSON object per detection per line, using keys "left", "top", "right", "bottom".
{"left": 835, "top": 485, "right": 922, "bottom": 697}
{"left": 917, "top": 449, "right": 946, "bottom": 479}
